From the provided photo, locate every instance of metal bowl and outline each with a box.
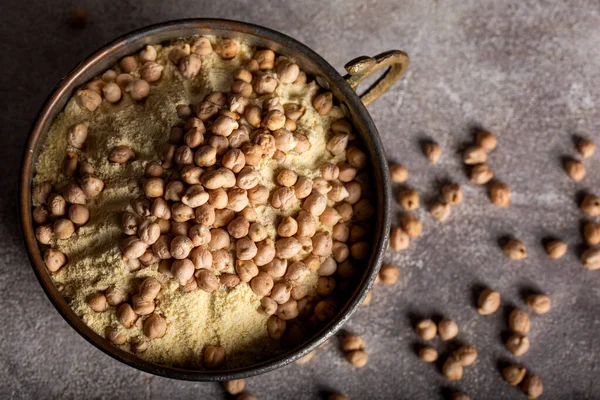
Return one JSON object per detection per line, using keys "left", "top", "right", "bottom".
{"left": 19, "top": 18, "right": 408, "bottom": 381}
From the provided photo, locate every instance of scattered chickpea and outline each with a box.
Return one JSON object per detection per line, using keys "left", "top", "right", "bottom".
{"left": 429, "top": 202, "right": 450, "bottom": 222}
{"left": 442, "top": 357, "right": 463, "bottom": 380}
{"left": 389, "top": 163, "right": 408, "bottom": 183}
{"left": 423, "top": 141, "right": 442, "bottom": 164}
{"left": 68, "top": 204, "right": 90, "bottom": 225}
{"left": 398, "top": 188, "right": 419, "bottom": 210}
{"left": 415, "top": 319, "right": 437, "bottom": 341}
{"left": 438, "top": 318, "right": 458, "bottom": 341}
{"left": 379, "top": 264, "right": 400, "bottom": 284}
{"left": 505, "top": 333, "right": 530, "bottom": 356}
{"left": 577, "top": 138, "right": 595, "bottom": 159}
{"left": 401, "top": 214, "right": 422, "bottom": 237}
{"left": 224, "top": 380, "right": 246, "bottom": 395}
{"left": 53, "top": 218, "right": 75, "bottom": 239}
{"left": 418, "top": 346, "right": 438, "bottom": 363}
{"left": 503, "top": 239, "right": 527, "bottom": 260}
{"left": 489, "top": 181, "right": 511, "bottom": 207}
{"left": 521, "top": 375, "right": 543, "bottom": 399}
{"left": 102, "top": 82, "right": 122, "bottom": 103}
{"left": 109, "top": 146, "right": 135, "bottom": 164}
{"left": 453, "top": 345, "right": 477, "bottom": 366}
{"left": 441, "top": 183, "right": 463, "bottom": 204}
{"left": 116, "top": 303, "right": 137, "bottom": 327}
{"left": 105, "top": 326, "right": 126, "bottom": 345}
{"left": 68, "top": 124, "right": 88, "bottom": 149}
{"left": 342, "top": 334, "right": 366, "bottom": 352}
{"left": 565, "top": 159, "right": 586, "bottom": 181}
{"left": 140, "top": 62, "right": 164, "bottom": 83}
{"left": 580, "top": 193, "right": 600, "bottom": 216}
{"left": 346, "top": 349, "right": 368, "bottom": 368}
{"left": 581, "top": 247, "right": 600, "bottom": 270}
{"left": 79, "top": 89, "right": 102, "bottom": 111}
{"left": 545, "top": 240, "right": 567, "bottom": 259}
{"left": 477, "top": 288, "right": 500, "bottom": 315}
{"left": 470, "top": 163, "right": 494, "bottom": 185}
{"left": 503, "top": 364, "right": 527, "bottom": 386}
{"left": 509, "top": 308, "right": 531, "bottom": 334}
{"left": 390, "top": 227, "right": 409, "bottom": 251}
{"left": 526, "top": 294, "right": 551, "bottom": 314}
{"left": 463, "top": 145, "right": 487, "bottom": 165}
{"left": 476, "top": 130, "right": 497, "bottom": 151}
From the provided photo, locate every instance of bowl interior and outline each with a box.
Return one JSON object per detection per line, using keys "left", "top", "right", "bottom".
{"left": 20, "top": 19, "right": 391, "bottom": 380}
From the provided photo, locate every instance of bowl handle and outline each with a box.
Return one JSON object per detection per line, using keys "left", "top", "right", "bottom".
{"left": 343, "top": 50, "right": 409, "bottom": 106}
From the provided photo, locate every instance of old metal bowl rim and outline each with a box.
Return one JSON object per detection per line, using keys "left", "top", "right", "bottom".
{"left": 19, "top": 18, "right": 392, "bottom": 381}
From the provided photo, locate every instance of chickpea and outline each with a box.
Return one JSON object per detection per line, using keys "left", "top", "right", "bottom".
{"left": 311, "top": 231, "right": 333, "bottom": 256}
{"left": 161, "top": 144, "right": 176, "bottom": 168}
{"left": 183, "top": 185, "right": 210, "bottom": 209}
{"left": 206, "top": 188, "right": 227, "bottom": 210}
{"left": 300, "top": 192, "right": 325, "bottom": 217}
{"left": 401, "top": 214, "right": 422, "bottom": 237}
{"left": 261, "top": 258, "right": 287, "bottom": 278}
{"left": 183, "top": 127, "right": 205, "bottom": 149}
{"left": 313, "top": 92, "right": 333, "bottom": 115}
{"left": 269, "top": 282, "right": 292, "bottom": 304}
{"left": 87, "top": 292, "right": 107, "bottom": 312}
{"left": 284, "top": 261, "right": 309, "bottom": 282}
{"left": 195, "top": 269, "right": 218, "bottom": 293}
{"left": 347, "top": 147, "right": 367, "bottom": 170}
{"left": 429, "top": 202, "right": 451, "bottom": 222}
{"left": 503, "top": 239, "right": 527, "bottom": 260}
{"left": 254, "top": 240, "right": 276, "bottom": 266}
{"left": 245, "top": 223, "right": 266, "bottom": 243}
{"left": 259, "top": 297, "right": 278, "bottom": 316}
{"left": 116, "top": 303, "right": 137, "bottom": 327}
{"left": 236, "top": 260, "right": 259, "bottom": 282}
{"left": 338, "top": 163, "right": 357, "bottom": 183}
{"left": 168, "top": 44, "right": 190, "bottom": 64}
{"left": 228, "top": 217, "right": 250, "bottom": 239}
{"left": 442, "top": 357, "right": 463, "bottom": 380}
{"left": 345, "top": 181, "right": 362, "bottom": 205}
{"left": 277, "top": 298, "right": 299, "bottom": 320}
{"left": 521, "top": 375, "right": 543, "bottom": 399}
{"left": 227, "top": 188, "right": 249, "bottom": 212}
{"left": 102, "top": 69, "right": 117, "bottom": 82}
{"left": 398, "top": 189, "right": 419, "bottom": 210}
{"left": 470, "top": 163, "right": 494, "bottom": 184}
{"left": 389, "top": 163, "right": 408, "bottom": 183}
{"left": 454, "top": 345, "right": 477, "bottom": 366}
{"left": 283, "top": 103, "right": 305, "bottom": 121}
{"left": 196, "top": 101, "right": 220, "bottom": 121}
{"left": 236, "top": 237, "right": 258, "bottom": 260}
{"left": 188, "top": 248, "right": 211, "bottom": 271}
{"left": 269, "top": 187, "right": 295, "bottom": 210}
{"left": 241, "top": 143, "right": 262, "bottom": 167}
{"left": 317, "top": 276, "right": 336, "bottom": 296}
{"left": 463, "top": 145, "right": 487, "bottom": 165}
{"left": 415, "top": 319, "right": 437, "bottom": 340}
{"left": 418, "top": 346, "right": 438, "bottom": 363}
{"left": 503, "top": 364, "right": 527, "bottom": 386}
{"left": 276, "top": 237, "right": 302, "bottom": 259}
{"left": 565, "top": 159, "right": 586, "bottom": 181}
{"left": 33, "top": 205, "right": 50, "bottom": 224}
{"left": 505, "top": 333, "right": 530, "bottom": 356}
{"left": 349, "top": 225, "right": 367, "bottom": 242}
{"left": 475, "top": 130, "right": 497, "bottom": 151}
{"left": 213, "top": 208, "right": 235, "bottom": 228}
{"left": 581, "top": 193, "right": 600, "bottom": 216}
{"left": 244, "top": 105, "right": 262, "bottom": 128}
{"left": 388, "top": 226, "right": 409, "bottom": 251}
{"left": 138, "top": 45, "right": 157, "bottom": 62}
{"left": 171, "top": 258, "right": 195, "bottom": 285}
{"left": 342, "top": 334, "right": 366, "bottom": 352}
{"left": 275, "top": 61, "right": 300, "bottom": 83}
{"left": 509, "top": 309, "right": 531, "bottom": 334}
{"left": 353, "top": 199, "right": 374, "bottom": 222}
{"left": 44, "top": 248, "right": 67, "bottom": 272}
{"left": 53, "top": 218, "right": 74, "bottom": 240}
{"left": 33, "top": 181, "right": 53, "bottom": 205}
{"left": 105, "top": 326, "right": 126, "bottom": 345}
{"left": 207, "top": 228, "right": 229, "bottom": 250}
{"left": 214, "top": 38, "right": 238, "bottom": 59}
{"left": 545, "top": 239, "right": 567, "bottom": 259}
{"left": 217, "top": 273, "right": 239, "bottom": 289}
{"left": 79, "top": 89, "right": 102, "bottom": 112}
{"left": 187, "top": 224, "right": 210, "bottom": 247}
{"left": 583, "top": 221, "right": 600, "bottom": 247}
{"left": 100, "top": 82, "right": 121, "bottom": 103}
{"left": 526, "top": 294, "right": 551, "bottom": 314}
{"left": 438, "top": 318, "right": 459, "bottom": 341}
{"left": 346, "top": 349, "right": 368, "bottom": 368}
{"left": 116, "top": 73, "right": 134, "bottom": 89}
{"left": 178, "top": 54, "right": 202, "bottom": 79}
{"left": 332, "top": 223, "right": 350, "bottom": 242}
{"left": 68, "top": 204, "right": 89, "bottom": 225}
{"left": 293, "top": 133, "right": 311, "bottom": 154}
{"left": 119, "top": 56, "right": 137, "bottom": 73}
{"left": 175, "top": 145, "right": 195, "bottom": 166}
{"left": 312, "top": 178, "right": 332, "bottom": 195}
{"left": 379, "top": 264, "right": 400, "bottom": 284}
{"left": 261, "top": 110, "right": 284, "bottom": 131}
{"left": 67, "top": 124, "right": 88, "bottom": 149}
{"left": 253, "top": 75, "right": 278, "bottom": 94}
{"left": 267, "top": 315, "right": 287, "bottom": 339}
{"left": 108, "top": 146, "right": 135, "bottom": 164}
{"left": 477, "top": 288, "right": 500, "bottom": 315}
{"left": 169, "top": 235, "right": 193, "bottom": 260}
{"left": 490, "top": 181, "right": 511, "bottom": 207}
{"left": 171, "top": 202, "right": 194, "bottom": 223}
{"left": 249, "top": 272, "right": 273, "bottom": 296}
{"left": 191, "top": 37, "right": 212, "bottom": 55}
{"left": 332, "top": 242, "right": 349, "bottom": 263}
{"left": 441, "top": 183, "right": 463, "bottom": 204}
{"left": 126, "top": 79, "right": 151, "bottom": 101}
{"left": 143, "top": 314, "right": 167, "bottom": 339}
{"left": 152, "top": 235, "right": 172, "bottom": 260}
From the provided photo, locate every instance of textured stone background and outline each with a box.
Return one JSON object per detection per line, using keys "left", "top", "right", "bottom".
{"left": 1, "top": 0, "right": 599, "bottom": 399}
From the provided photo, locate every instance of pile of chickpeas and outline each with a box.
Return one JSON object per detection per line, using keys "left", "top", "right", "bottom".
{"left": 34, "top": 37, "right": 376, "bottom": 364}
{"left": 33, "top": 126, "right": 105, "bottom": 273}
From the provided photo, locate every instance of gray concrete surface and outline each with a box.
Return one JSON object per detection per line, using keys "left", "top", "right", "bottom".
{"left": 1, "top": 0, "right": 599, "bottom": 399}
